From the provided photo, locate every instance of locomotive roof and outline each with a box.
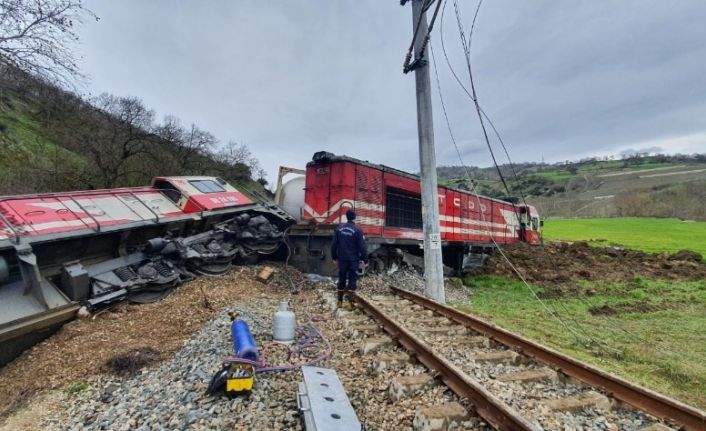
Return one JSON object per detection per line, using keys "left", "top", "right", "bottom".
{"left": 307, "top": 152, "right": 536, "bottom": 211}
{"left": 153, "top": 175, "right": 225, "bottom": 181}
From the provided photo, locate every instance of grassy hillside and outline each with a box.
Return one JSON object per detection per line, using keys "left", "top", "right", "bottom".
{"left": 543, "top": 217, "right": 706, "bottom": 256}
{"left": 0, "top": 96, "right": 86, "bottom": 193}
{"left": 0, "top": 70, "right": 267, "bottom": 197}
{"left": 438, "top": 155, "right": 706, "bottom": 220}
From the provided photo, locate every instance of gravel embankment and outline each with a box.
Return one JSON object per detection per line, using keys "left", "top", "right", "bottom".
{"left": 54, "top": 301, "right": 303, "bottom": 430}
{"left": 2, "top": 266, "right": 480, "bottom": 430}
{"left": 0, "top": 267, "right": 257, "bottom": 421}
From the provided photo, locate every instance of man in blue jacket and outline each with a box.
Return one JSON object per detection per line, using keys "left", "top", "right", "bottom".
{"left": 331, "top": 209, "right": 368, "bottom": 308}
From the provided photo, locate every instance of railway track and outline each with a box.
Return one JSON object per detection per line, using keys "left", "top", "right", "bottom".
{"left": 350, "top": 286, "right": 706, "bottom": 431}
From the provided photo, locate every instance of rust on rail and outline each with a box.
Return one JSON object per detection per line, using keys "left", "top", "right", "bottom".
{"left": 391, "top": 286, "right": 706, "bottom": 431}
{"left": 351, "top": 292, "right": 539, "bottom": 431}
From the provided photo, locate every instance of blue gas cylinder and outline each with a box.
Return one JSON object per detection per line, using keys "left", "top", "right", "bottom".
{"left": 231, "top": 319, "right": 259, "bottom": 361}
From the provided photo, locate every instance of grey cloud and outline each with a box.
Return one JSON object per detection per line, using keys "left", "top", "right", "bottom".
{"left": 77, "top": 0, "right": 706, "bottom": 182}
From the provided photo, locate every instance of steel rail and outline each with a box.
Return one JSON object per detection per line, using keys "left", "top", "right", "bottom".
{"left": 351, "top": 292, "right": 539, "bottom": 431}
{"left": 391, "top": 286, "right": 706, "bottom": 431}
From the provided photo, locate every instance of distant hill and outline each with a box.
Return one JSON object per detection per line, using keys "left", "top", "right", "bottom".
{"left": 437, "top": 154, "right": 706, "bottom": 221}
{"left": 0, "top": 66, "right": 267, "bottom": 197}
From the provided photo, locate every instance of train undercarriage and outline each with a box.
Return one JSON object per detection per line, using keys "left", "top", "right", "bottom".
{"left": 284, "top": 223, "right": 493, "bottom": 278}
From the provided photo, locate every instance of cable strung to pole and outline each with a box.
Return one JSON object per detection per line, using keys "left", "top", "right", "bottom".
{"left": 431, "top": 1, "right": 614, "bottom": 349}
{"left": 429, "top": 42, "right": 595, "bottom": 346}
{"left": 438, "top": 0, "right": 530, "bottom": 209}
{"left": 451, "top": 0, "right": 514, "bottom": 199}
{"left": 403, "top": 0, "right": 428, "bottom": 70}
{"left": 402, "top": 0, "right": 443, "bottom": 73}
{"left": 434, "top": 0, "right": 678, "bottom": 356}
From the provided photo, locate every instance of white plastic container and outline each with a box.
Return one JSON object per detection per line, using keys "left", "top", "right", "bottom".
{"left": 273, "top": 301, "right": 296, "bottom": 343}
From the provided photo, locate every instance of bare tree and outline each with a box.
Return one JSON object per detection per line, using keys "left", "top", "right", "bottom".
{"left": 156, "top": 117, "right": 218, "bottom": 174}
{"left": 614, "top": 190, "right": 650, "bottom": 217}
{"left": 216, "top": 141, "right": 252, "bottom": 165}
{"left": 94, "top": 94, "right": 156, "bottom": 187}
{"left": 0, "top": 0, "right": 96, "bottom": 87}
{"left": 59, "top": 93, "right": 157, "bottom": 188}
{"left": 212, "top": 141, "right": 261, "bottom": 181}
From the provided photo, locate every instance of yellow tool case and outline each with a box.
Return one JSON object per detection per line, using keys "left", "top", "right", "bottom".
{"left": 225, "top": 363, "right": 255, "bottom": 393}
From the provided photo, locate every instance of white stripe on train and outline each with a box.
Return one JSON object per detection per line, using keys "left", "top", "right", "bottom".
{"left": 338, "top": 215, "right": 514, "bottom": 237}
{"left": 303, "top": 200, "right": 385, "bottom": 222}
{"left": 305, "top": 201, "right": 517, "bottom": 227}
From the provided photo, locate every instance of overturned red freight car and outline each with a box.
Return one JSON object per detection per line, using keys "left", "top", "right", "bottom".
{"left": 283, "top": 152, "right": 541, "bottom": 275}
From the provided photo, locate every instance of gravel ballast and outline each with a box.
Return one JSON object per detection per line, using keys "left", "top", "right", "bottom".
{"left": 0, "top": 265, "right": 486, "bottom": 430}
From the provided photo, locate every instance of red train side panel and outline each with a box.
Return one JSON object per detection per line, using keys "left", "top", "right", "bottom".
{"left": 302, "top": 153, "right": 541, "bottom": 246}
{"left": 0, "top": 176, "right": 254, "bottom": 242}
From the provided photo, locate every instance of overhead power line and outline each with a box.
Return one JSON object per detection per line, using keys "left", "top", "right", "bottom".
{"left": 430, "top": 42, "right": 595, "bottom": 346}
{"left": 434, "top": 0, "right": 678, "bottom": 357}
{"left": 438, "top": 0, "right": 530, "bottom": 209}
{"left": 431, "top": 0, "right": 615, "bottom": 348}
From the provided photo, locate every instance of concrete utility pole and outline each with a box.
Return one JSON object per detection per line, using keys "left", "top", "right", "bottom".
{"left": 406, "top": 0, "right": 445, "bottom": 304}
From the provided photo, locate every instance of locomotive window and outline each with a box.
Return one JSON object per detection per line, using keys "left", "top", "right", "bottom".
{"left": 154, "top": 180, "right": 182, "bottom": 203}
{"left": 385, "top": 188, "right": 422, "bottom": 229}
{"left": 189, "top": 180, "right": 226, "bottom": 193}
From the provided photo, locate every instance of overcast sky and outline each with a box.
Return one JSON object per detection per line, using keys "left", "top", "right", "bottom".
{"left": 77, "top": 0, "right": 706, "bottom": 182}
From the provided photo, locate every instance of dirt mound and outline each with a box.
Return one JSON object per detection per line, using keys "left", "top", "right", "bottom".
{"left": 669, "top": 249, "right": 703, "bottom": 263}
{"left": 480, "top": 242, "right": 706, "bottom": 295}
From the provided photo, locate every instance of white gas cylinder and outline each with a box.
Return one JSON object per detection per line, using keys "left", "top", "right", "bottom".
{"left": 273, "top": 301, "right": 296, "bottom": 343}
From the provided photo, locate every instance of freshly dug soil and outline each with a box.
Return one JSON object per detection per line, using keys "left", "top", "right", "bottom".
{"left": 669, "top": 249, "right": 704, "bottom": 263}
{"left": 479, "top": 242, "right": 706, "bottom": 296}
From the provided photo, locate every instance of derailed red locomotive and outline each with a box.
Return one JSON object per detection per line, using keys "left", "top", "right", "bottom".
{"left": 0, "top": 176, "right": 293, "bottom": 365}
{"left": 284, "top": 152, "right": 541, "bottom": 275}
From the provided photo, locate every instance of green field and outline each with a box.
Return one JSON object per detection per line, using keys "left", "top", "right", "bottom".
{"left": 530, "top": 161, "right": 675, "bottom": 182}
{"left": 532, "top": 170, "right": 576, "bottom": 180}
{"left": 542, "top": 217, "right": 706, "bottom": 256}
{"left": 625, "top": 162, "right": 677, "bottom": 171}
{"left": 456, "top": 216, "right": 706, "bottom": 408}
{"left": 458, "top": 275, "right": 706, "bottom": 409}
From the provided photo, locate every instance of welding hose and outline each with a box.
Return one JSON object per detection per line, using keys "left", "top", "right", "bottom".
{"left": 258, "top": 324, "right": 330, "bottom": 370}
{"left": 223, "top": 322, "right": 332, "bottom": 373}
{"left": 224, "top": 297, "right": 332, "bottom": 373}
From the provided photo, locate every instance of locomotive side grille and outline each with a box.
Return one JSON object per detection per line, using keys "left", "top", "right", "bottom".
{"left": 385, "top": 188, "right": 422, "bottom": 230}
{"left": 355, "top": 166, "right": 384, "bottom": 232}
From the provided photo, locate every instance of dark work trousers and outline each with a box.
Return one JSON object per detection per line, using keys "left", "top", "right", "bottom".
{"left": 337, "top": 260, "right": 358, "bottom": 302}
